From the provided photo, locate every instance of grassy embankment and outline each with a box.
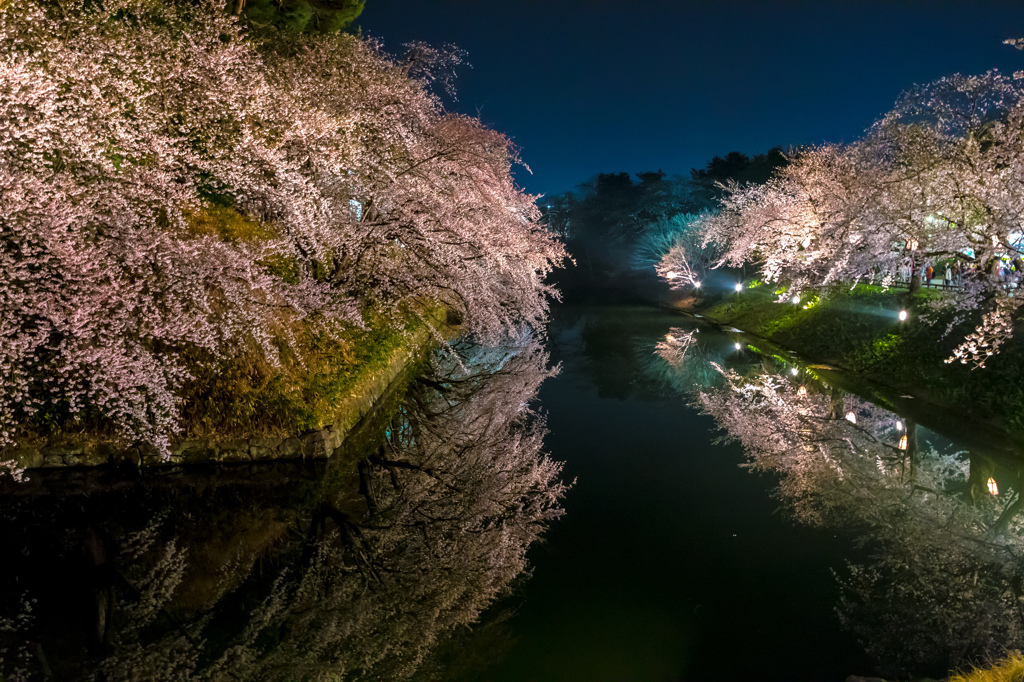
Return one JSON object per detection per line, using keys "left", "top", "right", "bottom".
{"left": 685, "top": 281, "right": 1024, "bottom": 436}
{"left": 950, "top": 651, "right": 1024, "bottom": 682}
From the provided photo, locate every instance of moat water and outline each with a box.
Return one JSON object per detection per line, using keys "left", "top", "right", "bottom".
{"left": 2, "top": 300, "right": 1020, "bottom": 681}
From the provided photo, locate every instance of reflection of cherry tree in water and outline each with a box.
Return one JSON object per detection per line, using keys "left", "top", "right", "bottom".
{"left": 0, "top": 336, "right": 566, "bottom": 681}
{"left": 690, "top": 362, "right": 1024, "bottom": 678}
{"left": 651, "top": 327, "right": 723, "bottom": 393}
{"left": 234, "top": 335, "right": 568, "bottom": 680}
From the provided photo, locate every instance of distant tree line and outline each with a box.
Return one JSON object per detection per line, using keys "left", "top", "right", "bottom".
{"left": 542, "top": 148, "right": 788, "bottom": 289}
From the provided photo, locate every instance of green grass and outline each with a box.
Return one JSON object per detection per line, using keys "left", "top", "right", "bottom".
{"left": 950, "top": 652, "right": 1024, "bottom": 682}
{"left": 179, "top": 305, "right": 437, "bottom": 438}
{"left": 697, "top": 283, "right": 1024, "bottom": 435}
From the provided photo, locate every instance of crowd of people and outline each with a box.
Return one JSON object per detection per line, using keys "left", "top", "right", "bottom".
{"left": 895, "top": 258, "right": 1020, "bottom": 289}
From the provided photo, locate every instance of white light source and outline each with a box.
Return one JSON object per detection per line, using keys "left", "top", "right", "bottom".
{"left": 694, "top": 281, "right": 702, "bottom": 288}
{"left": 790, "top": 368, "right": 798, "bottom": 376}
{"left": 734, "top": 342, "right": 742, "bottom": 350}
{"left": 734, "top": 283, "right": 743, "bottom": 292}
{"left": 792, "top": 295, "right": 800, "bottom": 304}
{"left": 845, "top": 411, "right": 857, "bottom": 424}
{"left": 895, "top": 420, "right": 903, "bottom": 431}
{"left": 898, "top": 310, "right": 908, "bottom": 321}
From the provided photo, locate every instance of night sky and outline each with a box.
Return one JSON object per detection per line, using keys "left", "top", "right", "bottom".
{"left": 361, "top": 1, "right": 1024, "bottom": 197}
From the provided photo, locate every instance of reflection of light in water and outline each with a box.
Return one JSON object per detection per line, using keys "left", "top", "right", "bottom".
{"left": 988, "top": 477, "right": 999, "bottom": 496}
{"left": 797, "top": 386, "right": 808, "bottom": 396}
{"left": 845, "top": 411, "right": 857, "bottom": 424}
{"left": 898, "top": 434, "right": 908, "bottom": 450}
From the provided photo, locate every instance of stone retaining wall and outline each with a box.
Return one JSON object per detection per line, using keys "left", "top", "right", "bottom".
{"left": 2, "top": 325, "right": 435, "bottom": 470}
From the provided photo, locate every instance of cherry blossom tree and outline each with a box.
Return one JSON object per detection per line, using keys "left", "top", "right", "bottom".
{"left": 0, "top": 0, "right": 564, "bottom": 458}
{"left": 639, "top": 213, "right": 721, "bottom": 289}
{"left": 693, "top": 71, "right": 1024, "bottom": 365}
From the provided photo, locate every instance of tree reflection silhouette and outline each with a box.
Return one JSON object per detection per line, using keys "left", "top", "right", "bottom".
{"left": 0, "top": 335, "right": 566, "bottom": 681}
{"left": 680, "top": 356, "right": 1024, "bottom": 678}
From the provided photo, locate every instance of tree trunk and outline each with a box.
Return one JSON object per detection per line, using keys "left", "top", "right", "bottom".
{"left": 908, "top": 269, "right": 921, "bottom": 295}
{"left": 967, "top": 452, "right": 996, "bottom": 505}
{"left": 827, "top": 388, "right": 844, "bottom": 420}
{"left": 904, "top": 418, "right": 918, "bottom": 483}
{"left": 994, "top": 478, "right": 1024, "bottom": 532}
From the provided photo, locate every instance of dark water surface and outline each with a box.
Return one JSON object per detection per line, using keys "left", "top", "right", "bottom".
{"left": 479, "top": 300, "right": 1024, "bottom": 681}
{"left": 482, "top": 302, "right": 871, "bottom": 681}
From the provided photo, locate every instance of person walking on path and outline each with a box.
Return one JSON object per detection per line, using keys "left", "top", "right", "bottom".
{"left": 925, "top": 263, "right": 934, "bottom": 287}
{"left": 944, "top": 263, "right": 953, "bottom": 288}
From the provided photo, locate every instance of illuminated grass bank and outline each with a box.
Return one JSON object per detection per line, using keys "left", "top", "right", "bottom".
{"left": 676, "top": 283, "right": 1024, "bottom": 436}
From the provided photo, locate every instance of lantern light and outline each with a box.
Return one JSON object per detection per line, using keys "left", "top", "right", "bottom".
{"left": 797, "top": 386, "right": 808, "bottom": 396}
{"left": 898, "top": 434, "right": 908, "bottom": 450}
{"left": 792, "top": 295, "right": 800, "bottom": 304}
{"left": 845, "top": 411, "right": 857, "bottom": 424}
{"left": 896, "top": 420, "right": 903, "bottom": 431}
{"left": 694, "top": 281, "right": 701, "bottom": 288}
{"left": 988, "top": 477, "right": 999, "bottom": 496}
{"left": 899, "top": 310, "right": 908, "bottom": 321}
{"left": 734, "top": 282, "right": 743, "bottom": 292}
{"left": 790, "top": 368, "right": 798, "bottom": 376}
{"left": 734, "top": 342, "right": 742, "bottom": 350}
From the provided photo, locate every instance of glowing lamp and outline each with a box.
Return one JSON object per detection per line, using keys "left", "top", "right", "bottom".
{"left": 694, "top": 281, "right": 702, "bottom": 288}
{"left": 896, "top": 420, "right": 903, "bottom": 431}
{"left": 897, "top": 434, "right": 908, "bottom": 450}
{"left": 734, "top": 342, "right": 742, "bottom": 350}
{"left": 792, "top": 295, "right": 800, "bottom": 304}
{"left": 797, "top": 386, "right": 808, "bottom": 396}
{"left": 790, "top": 368, "right": 798, "bottom": 376}
{"left": 845, "top": 411, "right": 857, "bottom": 424}
{"left": 988, "top": 477, "right": 999, "bottom": 496}
{"left": 898, "top": 310, "right": 908, "bottom": 321}
{"left": 734, "top": 283, "right": 743, "bottom": 292}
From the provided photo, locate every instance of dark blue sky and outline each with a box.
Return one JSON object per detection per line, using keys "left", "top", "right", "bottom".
{"left": 361, "top": 1, "right": 1024, "bottom": 197}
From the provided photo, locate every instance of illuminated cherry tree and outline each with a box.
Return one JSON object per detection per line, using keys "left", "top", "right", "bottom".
{"left": 0, "top": 0, "right": 563, "bottom": 456}
{"left": 695, "top": 71, "right": 1024, "bottom": 364}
